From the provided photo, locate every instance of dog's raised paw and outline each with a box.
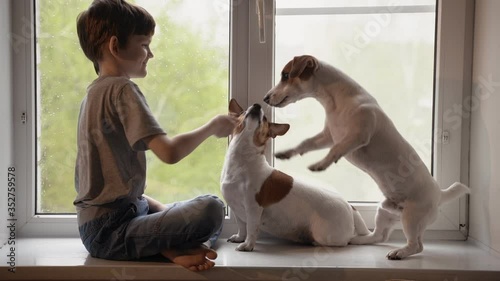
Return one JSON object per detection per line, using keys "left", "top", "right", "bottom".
{"left": 275, "top": 150, "right": 295, "bottom": 159}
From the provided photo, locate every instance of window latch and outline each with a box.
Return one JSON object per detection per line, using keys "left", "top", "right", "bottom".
{"left": 442, "top": 130, "right": 450, "bottom": 144}
{"left": 21, "top": 112, "right": 26, "bottom": 124}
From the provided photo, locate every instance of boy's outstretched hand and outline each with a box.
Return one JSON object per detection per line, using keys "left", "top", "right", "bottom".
{"left": 209, "top": 114, "right": 238, "bottom": 138}
{"left": 146, "top": 113, "right": 238, "bottom": 164}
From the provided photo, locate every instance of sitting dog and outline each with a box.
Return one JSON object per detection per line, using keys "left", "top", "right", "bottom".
{"left": 263, "top": 55, "right": 470, "bottom": 259}
{"left": 221, "top": 99, "right": 370, "bottom": 251}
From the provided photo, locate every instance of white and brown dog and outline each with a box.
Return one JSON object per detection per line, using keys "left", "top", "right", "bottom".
{"left": 264, "top": 55, "right": 470, "bottom": 259}
{"left": 221, "top": 99, "right": 370, "bottom": 251}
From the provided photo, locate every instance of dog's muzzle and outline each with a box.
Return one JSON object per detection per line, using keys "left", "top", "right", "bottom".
{"left": 247, "top": 103, "right": 262, "bottom": 118}
{"left": 263, "top": 94, "right": 271, "bottom": 104}
{"left": 264, "top": 93, "right": 287, "bottom": 107}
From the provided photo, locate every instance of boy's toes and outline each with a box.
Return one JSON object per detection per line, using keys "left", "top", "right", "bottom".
{"left": 189, "top": 260, "right": 215, "bottom": 272}
{"left": 204, "top": 249, "right": 218, "bottom": 260}
{"left": 202, "top": 260, "right": 215, "bottom": 270}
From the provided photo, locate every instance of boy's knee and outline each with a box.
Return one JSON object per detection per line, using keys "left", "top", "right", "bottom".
{"left": 199, "top": 195, "right": 225, "bottom": 227}
{"left": 181, "top": 196, "right": 224, "bottom": 243}
{"left": 204, "top": 195, "right": 224, "bottom": 211}
{"left": 181, "top": 195, "right": 224, "bottom": 228}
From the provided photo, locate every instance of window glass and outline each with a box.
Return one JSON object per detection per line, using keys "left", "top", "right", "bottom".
{"left": 277, "top": 0, "right": 436, "bottom": 9}
{"left": 274, "top": 0, "right": 436, "bottom": 202}
{"left": 36, "top": 0, "right": 230, "bottom": 213}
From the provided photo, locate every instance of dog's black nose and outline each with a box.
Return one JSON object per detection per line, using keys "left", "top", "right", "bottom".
{"left": 263, "top": 95, "right": 270, "bottom": 104}
{"left": 248, "top": 103, "right": 261, "bottom": 118}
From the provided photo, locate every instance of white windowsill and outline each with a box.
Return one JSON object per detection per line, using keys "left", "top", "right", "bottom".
{"left": 1, "top": 237, "right": 500, "bottom": 281}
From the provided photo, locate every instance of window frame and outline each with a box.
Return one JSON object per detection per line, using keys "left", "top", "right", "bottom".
{"left": 12, "top": 0, "right": 472, "bottom": 239}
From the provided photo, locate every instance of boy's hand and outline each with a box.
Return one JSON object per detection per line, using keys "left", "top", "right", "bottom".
{"left": 210, "top": 114, "right": 238, "bottom": 138}
{"left": 146, "top": 113, "right": 238, "bottom": 164}
{"left": 143, "top": 194, "right": 167, "bottom": 213}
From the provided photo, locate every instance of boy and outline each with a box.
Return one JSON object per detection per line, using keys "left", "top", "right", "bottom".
{"left": 74, "top": 0, "right": 236, "bottom": 271}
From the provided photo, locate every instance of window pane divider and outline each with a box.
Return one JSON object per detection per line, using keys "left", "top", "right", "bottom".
{"left": 276, "top": 5, "right": 436, "bottom": 16}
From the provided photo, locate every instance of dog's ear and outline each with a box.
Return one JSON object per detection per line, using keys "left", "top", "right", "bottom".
{"left": 229, "top": 98, "right": 244, "bottom": 115}
{"left": 289, "top": 55, "right": 319, "bottom": 80}
{"left": 269, "top": 123, "right": 290, "bottom": 138}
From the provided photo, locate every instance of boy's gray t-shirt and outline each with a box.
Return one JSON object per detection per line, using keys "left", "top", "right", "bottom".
{"left": 74, "top": 76, "right": 166, "bottom": 226}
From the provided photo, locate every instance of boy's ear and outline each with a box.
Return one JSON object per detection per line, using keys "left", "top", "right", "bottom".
{"left": 108, "top": 36, "right": 120, "bottom": 58}
{"left": 229, "top": 98, "right": 244, "bottom": 115}
{"left": 269, "top": 123, "right": 290, "bottom": 138}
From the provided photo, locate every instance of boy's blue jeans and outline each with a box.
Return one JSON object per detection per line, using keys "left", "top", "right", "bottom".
{"left": 78, "top": 195, "right": 224, "bottom": 260}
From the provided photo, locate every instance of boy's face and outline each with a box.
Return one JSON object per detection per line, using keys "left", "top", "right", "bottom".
{"left": 117, "top": 34, "right": 154, "bottom": 78}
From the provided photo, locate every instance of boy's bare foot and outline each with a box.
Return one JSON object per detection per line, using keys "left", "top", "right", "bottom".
{"left": 161, "top": 246, "right": 218, "bottom": 271}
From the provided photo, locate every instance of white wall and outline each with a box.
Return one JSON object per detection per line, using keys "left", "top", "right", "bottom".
{"left": 469, "top": 0, "right": 500, "bottom": 254}
{"left": 0, "top": 0, "right": 13, "bottom": 247}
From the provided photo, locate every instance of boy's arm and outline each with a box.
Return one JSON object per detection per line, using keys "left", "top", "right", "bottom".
{"left": 142, "top": 194, "right": 167, "bottom": 213}
{"left": 145, "top": 114, "right": 237, "bottom": 164}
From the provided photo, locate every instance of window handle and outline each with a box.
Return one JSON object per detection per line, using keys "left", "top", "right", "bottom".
{"left": 256, "top": 0, "right": 265, "bottom": 43}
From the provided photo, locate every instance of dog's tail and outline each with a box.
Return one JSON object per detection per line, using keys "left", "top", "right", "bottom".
{"left": 352, "top": 206, "right": 370, "bottom": 236}
{"left": 439, "top": 182, "right": 470, "bottom": 206}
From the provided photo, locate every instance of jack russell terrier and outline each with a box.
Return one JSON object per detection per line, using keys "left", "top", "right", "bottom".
{"left": 221, "top": 99, "right": 371, "bottom": 251}
{"left": 263, "top": 55, "right": 470, "bottom": 259}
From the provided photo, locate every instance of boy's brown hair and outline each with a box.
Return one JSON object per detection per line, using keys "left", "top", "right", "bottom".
{"left": 76, "top": 0, "right": 155, "bottom": 74}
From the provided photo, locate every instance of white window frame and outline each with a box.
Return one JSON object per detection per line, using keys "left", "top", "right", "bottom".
{"left": 11, "top": 0, "right": 473, "bottom": 239}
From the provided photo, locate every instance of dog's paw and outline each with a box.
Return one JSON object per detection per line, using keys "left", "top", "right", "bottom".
{"left": 236, "top": 242, "right": 254, "bottom": 252}
{"left": 387, "top": 243, "right": 423, "bottom": 260}
{"left": 227, "top": 234, "right": 245, "bottom": 243}
{"left": 308, "top": 162, "right": 329, "bottom": 172}
{"left": 275, "top": 150, "right": 296, "bottom": 160}
{"left": 386, "top": 248, "right": 409, "bottom": 260}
